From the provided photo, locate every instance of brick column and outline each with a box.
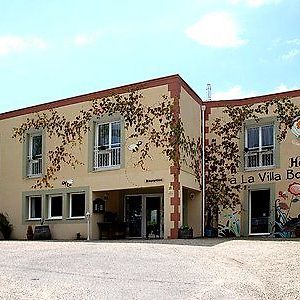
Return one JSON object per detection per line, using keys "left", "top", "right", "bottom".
{"left": 168, "top": 80, "right": 181, "bottom": 239}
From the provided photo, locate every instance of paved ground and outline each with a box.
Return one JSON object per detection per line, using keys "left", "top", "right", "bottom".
{"left": 0, "top": 238, "right": 299, "bottom": 300}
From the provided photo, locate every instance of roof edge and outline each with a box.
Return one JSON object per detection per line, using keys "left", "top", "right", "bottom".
{"left": 205, "top": 88, "right": 300, "bottom": 108}
{"left": 177, "top": 77, "right": 202, "bottom": 104}
{"left": 0, "top": 74, "right": 196, "bottom": 120}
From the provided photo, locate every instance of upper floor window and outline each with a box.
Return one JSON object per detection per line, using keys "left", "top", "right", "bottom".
{"left": 94, "top": 121, "right": 121, "bottom": 169}
{"left": 27, "top": 133, "right": 43, "bottom": 177}
{"left": 245, "top": 125, "right": 274, "bottom": 169}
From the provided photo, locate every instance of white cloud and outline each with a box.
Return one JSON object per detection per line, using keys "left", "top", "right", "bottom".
{"left": 185, "top": 12, "right": 247, "bottom": 48}
{"left": 0, "top": 35, "right": 46, "bottom": 56}
{"left": 273, "top": 84, "right": 289, "bottom": 93}
{"left": 273, "top": 84, "right": 300, "bottom": 93}
{"left": 73, "top": 33, "right": 100, "bottom": 47}
{"left": 229, "top": 0, "right": 281, "bottom": 7}
{"left": 287, "top": 39, "right": 300, "bottom": 46}
{"left": 228, "top": 0, "right": 240, "bottom": 4}
{"left": 212, "top": 86, "right": 257, "bottom": 100}
{"left": 281, "top": 49, "right": 300, "bottom": 60}
{"left": 246, "top": 0, "right": 281, "bottom": 7}
{"left": 212, "top": 84, "right": 300, "bottom": 100}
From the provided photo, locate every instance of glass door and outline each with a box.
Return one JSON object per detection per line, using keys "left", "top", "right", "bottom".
{"left": 125, "top": 194, "right": 163, "bottom": 238}
{"left": 249, "top": 189, "right": 270, "bottom": 235}
{"left": 125, "top": 195, "right": 142, "bottom": 237}
{"left": 145, "top": 196, "right": 161, "bottom": 238}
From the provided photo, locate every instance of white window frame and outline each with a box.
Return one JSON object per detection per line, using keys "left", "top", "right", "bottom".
{"left": 28, "top": 196, "right": 42, "bottom": 220}
{"left": 48, "top": 195, "right": 63, "bottom": 220}
{"left": 94, "top": 121, "right": 121, "bottom": 170}
{"left": 69, "top": 192, "right": 86, "bottom": 219}
{"left": 245, "top": 124, "right": 275, "bottom": 169}
{"left": 27, "top": 133, "right": 43, "bottom": 177}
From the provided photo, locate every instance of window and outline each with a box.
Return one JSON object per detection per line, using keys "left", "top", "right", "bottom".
{"left": 245, "top": 125, "right": 274, "bottom": 168}
{"left": 48, "top": 195, "right": 63, "bottom": 219}
{"left": 27, "top": 133, "right": 43, "bottom": 176}
{"left": 69, "top": 193, "right": 85, "bottom": 218}
{"left": 28, "top": 196, "right": 42, "bottom": 220}
{"left": 94, "top": 121, "right": 121, "bottom": 169}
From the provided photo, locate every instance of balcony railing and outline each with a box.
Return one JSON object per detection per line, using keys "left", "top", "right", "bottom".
{"left": 245, "top": 148, "right": 274, "bottom": 168}
{"left": 27, "top": 156, "right": 43, "bottom": 176}
{"left": 94, "top": 147, "right": 121, "bottom": 169}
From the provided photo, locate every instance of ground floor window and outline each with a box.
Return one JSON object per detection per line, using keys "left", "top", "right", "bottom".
{"left": 249, "top": 189, "right": 270, "bottom": 234}
{"left": 28, "top": 196, "right": 42, "bottom": 220}
{"left": 48, "top": 195, "right": 63, "bottom": 219}
{"left": 70, "top": 193, "right": 86, "bottom": 218}
{"left": 24, "top": 189, "right": 87, "bottom": 222}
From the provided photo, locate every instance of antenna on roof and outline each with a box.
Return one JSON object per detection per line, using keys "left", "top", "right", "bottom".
{"left": 206, "top": 83, "right": 211, "bottom": 101}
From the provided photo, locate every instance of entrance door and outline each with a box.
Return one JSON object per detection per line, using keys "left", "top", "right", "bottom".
{"left": 146, "top": 196, "right": 161, "bottom": 238}
{"left": 125, "top": 195, "right": 142, "bottom": 237}
{"left": 125, "top": 194, "right": 163, "bottom": 238}
{"left": 249, "top": 189, "right": 270, "bottom": 235}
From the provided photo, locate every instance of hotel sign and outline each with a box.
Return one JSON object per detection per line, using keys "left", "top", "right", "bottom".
{"left": 230, "top": 156, "right": 300, "bottom": 185}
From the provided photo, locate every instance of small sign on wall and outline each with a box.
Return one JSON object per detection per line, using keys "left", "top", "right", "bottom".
{"left": 145, "top": 178, "right": 163, "bottom": 183}
{"left": 62, "top": 179, "right": 74, "bottom": 187}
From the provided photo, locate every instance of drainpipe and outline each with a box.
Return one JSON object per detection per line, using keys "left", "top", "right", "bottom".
{"left": 201, "top": 104, "right": 206, "bottom": 237}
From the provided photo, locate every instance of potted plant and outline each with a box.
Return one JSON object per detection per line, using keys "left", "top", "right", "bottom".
{"left": 26, "top": 225, "right": 34, "bottom": 240}
{"left": 295, "top": 225, "right": 300, "bottom": 238}
{"left": 178, "top": 225, "right": 193, "bottom": 239}
{"left": 0, "top": 213, "right": 13, "bottom": 240}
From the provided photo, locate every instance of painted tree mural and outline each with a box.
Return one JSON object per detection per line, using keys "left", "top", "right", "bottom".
{"left": 206, "top": 97, "right": 300, "bottom": 235}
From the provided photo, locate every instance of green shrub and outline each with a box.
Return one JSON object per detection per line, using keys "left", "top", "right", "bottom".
{"left": 0, "top": 213, "right": 13, "bottom": 240}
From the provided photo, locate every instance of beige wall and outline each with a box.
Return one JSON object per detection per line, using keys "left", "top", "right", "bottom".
{"left": 207, "top": 96, "right": 300, "bottom": 237}
{"left": 183, "top": 187, "right": 201, "bottom": 237}
{"left": 0, "top": 83, "right": 202, "bottom": 240}
{"left": 179, "top": 87, "right": 202, "bottom": 235}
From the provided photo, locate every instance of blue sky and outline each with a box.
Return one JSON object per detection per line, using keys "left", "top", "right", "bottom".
{"left": 0, "top": 0, "right": 299, "bottom": 113}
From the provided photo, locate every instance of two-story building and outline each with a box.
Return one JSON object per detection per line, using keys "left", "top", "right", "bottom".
{"left": 1, "top": 74, "right": 300, "bottom": 240}
{"left": 0, "top": 75, "right": 202, "bottom": 240}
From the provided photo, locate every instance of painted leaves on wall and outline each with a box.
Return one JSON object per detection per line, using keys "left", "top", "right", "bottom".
{"left": 12, "top": 91, "right": 201, "bottom": 189}
{"left": 207, "top": 97, "right": 300, "bottom": 213}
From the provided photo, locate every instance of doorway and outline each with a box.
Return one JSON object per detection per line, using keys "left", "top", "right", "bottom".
{"left": 125, "top": 194, "right": 163, "bottom": 238}
{"left": 249, "top": 189, "right": 270, "bottom": 235}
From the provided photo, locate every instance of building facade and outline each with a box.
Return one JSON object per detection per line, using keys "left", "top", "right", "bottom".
{"left": 205, "top": 91, "right": 300, "bottom": 238}
{"left": 0, "top": 75, "right": 202, "bottom": 240}
{"left": 1, "top": 74, "right": 300, "bottom": 240}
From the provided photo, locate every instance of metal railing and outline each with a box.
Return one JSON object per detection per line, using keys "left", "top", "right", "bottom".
{"left": 94, "top": 147, "right": 121, "bottom": 169}
{"left": 27, "top": 156, "right": 43, "bottom": 176}
{"left": 245, "top": 149, "right": 274, "bottom": 168}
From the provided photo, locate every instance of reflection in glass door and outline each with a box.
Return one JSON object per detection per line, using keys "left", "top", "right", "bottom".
{"left": 146, "top": 196, "right": 161, "bottom": 238}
